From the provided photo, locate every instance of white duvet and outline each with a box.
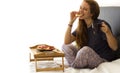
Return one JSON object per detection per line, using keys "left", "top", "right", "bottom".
{"left": 30, "top": 58, "right": 120, "bottom": 73}
{"left": 65, "top": 59, "right": 120, "bottom": 73}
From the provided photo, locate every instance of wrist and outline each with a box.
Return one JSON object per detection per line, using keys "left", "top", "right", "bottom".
{"left": 105, "top": 31, "right": 112, "bottom": 36}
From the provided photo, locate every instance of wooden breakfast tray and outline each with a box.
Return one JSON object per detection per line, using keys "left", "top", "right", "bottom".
{"left": 29, "top": 44, "right": 64, "bottom": 58}
{"left": 29, "top": 44, "right": 65, "bottom": 72}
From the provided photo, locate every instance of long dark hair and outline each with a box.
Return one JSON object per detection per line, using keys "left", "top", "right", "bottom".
{"left": 76, "top": 0, "right": 100, "bottom": 48}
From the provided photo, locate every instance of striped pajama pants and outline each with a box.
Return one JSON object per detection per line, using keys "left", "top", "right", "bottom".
{"left": 62, "top": 44, "right": 107, "bottom": 69}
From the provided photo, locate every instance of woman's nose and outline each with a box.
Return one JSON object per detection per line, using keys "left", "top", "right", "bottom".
{"left": 79, "top": 9, "right": 83, "bottom": 14}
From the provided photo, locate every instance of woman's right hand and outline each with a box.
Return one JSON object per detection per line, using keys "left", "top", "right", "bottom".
{"left": 69, "top": 11, "right": 80, "bottom": 25}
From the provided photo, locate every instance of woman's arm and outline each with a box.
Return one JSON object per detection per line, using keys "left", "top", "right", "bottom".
{"left": 105, "top": 31, "right": 118, "bottom": 51}
{"left": 64, "top": 25, "right": 76, "bottom": 44}
{"left": 64, "top": 11, "right": 78, "bottom": 44}
{"left": 101, "top": 22, "right": 118, "bottom": 51}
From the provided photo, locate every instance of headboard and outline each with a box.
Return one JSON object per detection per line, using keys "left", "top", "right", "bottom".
{"left": 98, "top": 7, "right": 120, "bottom": 57}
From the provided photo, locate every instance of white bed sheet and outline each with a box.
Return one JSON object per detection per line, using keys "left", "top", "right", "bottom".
{"left": 65, "top": 58, "right": 120, "bottom": 73}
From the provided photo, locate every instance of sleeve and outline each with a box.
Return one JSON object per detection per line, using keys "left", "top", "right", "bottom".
{"left": 114, "top": 36, "right": 120, "bottom": 58}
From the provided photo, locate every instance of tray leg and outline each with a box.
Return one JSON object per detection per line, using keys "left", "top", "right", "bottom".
{"left": 35, "top": 58, "right": 38, "bottom": 72}
{"left": 62, "top": 57, "right": 64, "bottom": 72}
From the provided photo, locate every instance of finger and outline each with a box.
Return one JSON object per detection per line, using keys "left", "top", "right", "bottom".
{"left": 100, "top": 22, "right": 106, "bottom": 29}
{"left": 101, "top": 22, "right": 105, "bottom": 26}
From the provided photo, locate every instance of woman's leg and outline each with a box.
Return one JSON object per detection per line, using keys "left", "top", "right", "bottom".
{"left": 71, "top": 46, "right": 106, "bottom": 69}
{"left": 62, "top": 44, "right": 78, "bottom": 65}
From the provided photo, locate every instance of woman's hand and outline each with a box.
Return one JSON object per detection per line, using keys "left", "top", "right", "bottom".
{"left": 101, "top": 22, "right": 118, "bottom": 51}
{"left": 100, "top": 22, "right": 111, "bottom": 34}
{"left": 69, "top": 11, "right": 79, "bottom": 25}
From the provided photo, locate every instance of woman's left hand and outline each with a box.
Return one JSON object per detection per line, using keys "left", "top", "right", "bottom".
{"left": 101, "top": 22, "right": 118, "bottom": 51}
{"left": 100, "top": 22, "right": 111, "bottom": 34}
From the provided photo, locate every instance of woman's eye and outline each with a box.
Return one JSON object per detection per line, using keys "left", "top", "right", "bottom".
{"left": 80, "top": 7, "right": 87, "bottom": 11}
{"left": 83, "top": 8, "right": 87, "bottom": 11}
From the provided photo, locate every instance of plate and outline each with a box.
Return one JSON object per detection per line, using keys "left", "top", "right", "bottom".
{"left": 36, "top": 44, "right": 55, "bottom": 51}
{"left": 37, "top": 49, "right": 53, "bottom": 52}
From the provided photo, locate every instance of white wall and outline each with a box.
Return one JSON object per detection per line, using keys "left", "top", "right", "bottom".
{"left": 96, "top": 0, "right": 120, "bottom": 6}
{"left": 0, "top": 0, "right": 120, "bottom": 73}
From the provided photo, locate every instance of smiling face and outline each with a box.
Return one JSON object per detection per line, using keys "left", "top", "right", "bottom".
{"left": 78, "top": 1, "right": 93, "bottom": 20}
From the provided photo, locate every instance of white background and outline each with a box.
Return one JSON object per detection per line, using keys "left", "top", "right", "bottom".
{"left": 0, "top": 0, "right": 120, "bottom": 73}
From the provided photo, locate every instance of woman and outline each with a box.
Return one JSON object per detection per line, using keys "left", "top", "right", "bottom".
{"left": 62, "top": 0, "right": 118, "bottom": 69}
